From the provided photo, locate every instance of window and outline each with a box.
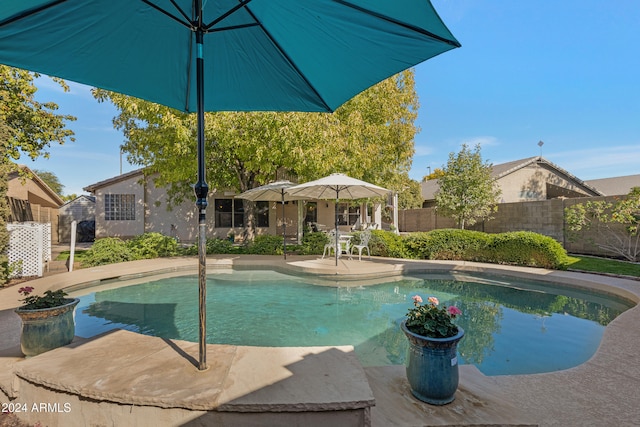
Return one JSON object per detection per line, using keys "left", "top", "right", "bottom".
{"left": 337, "top": 202, "right": 359, "bottom": 226}
{"left": 234, "top": 199, "right": 245, "bottom": 228}
{"left": 256, "top": 201, "right": 269, "bottom": 228}
{"left": 215, "top": 198, "right": 254, "bottom": 228}
{"left": 305, "top": 202, "right": 317, "bottom": 224}
{"left": 214, "top": 199, "right": 233, "bottom": 228}
{"left": 104, "top": 194, "right": 136, "bottom": 221}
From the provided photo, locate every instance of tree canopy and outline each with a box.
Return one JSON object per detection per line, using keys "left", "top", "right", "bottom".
{"left": 33, "top": 169, "right": 64, "bottom": 196}
{"left": 565, "top": 187, "right": 640, "bottom": 262}
{"left": 0, "top": 66, "right": 75, "bottom": 284}
{"left": 93, "top": 70, "right": 419, "bottom": 207}
{"left": 0, "top": 66, "right": 75, "bottom": 162}
{"left": 435, "top": 144, "right": 501, "bottom": 229}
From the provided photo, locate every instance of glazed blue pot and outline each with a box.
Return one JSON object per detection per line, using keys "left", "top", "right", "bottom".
{"left": 15, "top": 298, "right": 80, "bottom": 357}
{"left": 401, "top": 320, "right": 465, "bottom": 405}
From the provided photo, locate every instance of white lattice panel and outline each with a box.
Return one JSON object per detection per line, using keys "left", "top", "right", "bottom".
{"left": 7, "top": 222, "right": 49, "bottom": 278}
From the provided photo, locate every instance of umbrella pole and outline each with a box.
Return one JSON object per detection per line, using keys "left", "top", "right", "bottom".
{"left": 335, "top": 190, "right": 339, "bottom": 266}
{"left": 194, "top": 19, "right": 208, "bottom": 371}
{"left": 282, "top": 190, "right": 286, "bottom": 260}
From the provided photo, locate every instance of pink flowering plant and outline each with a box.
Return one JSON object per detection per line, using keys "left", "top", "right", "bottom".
{"left": 405, "top": 295, "right": 462, "bottom": 338}
{"left": 17, "top": 286, "right": 70, "bottom": 310}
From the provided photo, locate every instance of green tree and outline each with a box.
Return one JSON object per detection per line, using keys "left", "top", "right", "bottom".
{"left": 94, "top": 70, "right": 419, "bottom": 236}
{"left": 435, "top": 144, "right": 501, "bottom": 229}
{"left": 0, "top": 66, "right": 75, "bottom": 161}
{"left": 397, "top": 178, "right": 423, "bottom": 210}
{"left": 61, "top": 193, "right": 79, "bottom": 202}
{"left": 422, "top": 167, "right": 445, "bottom": 181}
{"left": 565, "top": 187, "right": 640, "bottom": 262}
{"left": 0, "top": 66, "right": 75, "bottom": 284}
{"left": 33, "top": 169, "right": 64, "bottom": 196}
{"left": 0, "top": 124, "right": 11, "bottom": 285}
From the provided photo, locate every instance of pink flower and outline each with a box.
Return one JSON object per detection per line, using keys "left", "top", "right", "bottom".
{"left": 18, "top": 286, "right": 34, "bottom": 296}
{"left": 412, "top": 295, "right": 423, "bottom": 306}
{"left": 447, "top": 306, "right": 462, "bottom": 316}
{"left": 428, "top": 296, "right": 439, "bottom": 306}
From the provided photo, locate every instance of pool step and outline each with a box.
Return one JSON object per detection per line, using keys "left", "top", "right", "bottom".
{"left": 6, "top": 329, "right": 375, "bottom": 427}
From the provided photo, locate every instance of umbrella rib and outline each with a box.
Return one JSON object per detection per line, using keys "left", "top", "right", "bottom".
{"left": 0, "top": 0, "right": 66, "bottom": 27}
{"left": 141, "top": 0, "right": 192, "bottom": 29}
{"left": 206, "top": 0, "right": 254, "bottom": 30}
{"left": 333, "top": 0, "right": 461, "bottom": 48}
{"left": 241, "top": 4, "right": 333, "bottom": 112}
{"left": 209, "top": 23, "right": 259, "bottom": 33}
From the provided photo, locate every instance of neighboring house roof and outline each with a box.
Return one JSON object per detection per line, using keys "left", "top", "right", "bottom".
{"left": 61, "top": 194, "right": 96, "bottom": 207}
{"left": 9, "top": 164, "right": 65, "bottom": 207}
{"left": 84, "top": 168, "right": 146, "bottom": 193}
{"left": 421, "top": 156, "right": 604, "bottom": 201}
{"left": 585, "top": 174, "right": 640, "bottom": 196}
{"left": 421, "top": 179, "right": 439, "bottom": 201}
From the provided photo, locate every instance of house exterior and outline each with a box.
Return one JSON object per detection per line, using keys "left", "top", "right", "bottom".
{"left": 84, "top": 169, "right": 384, "bottom": 243}
{"left": 7, "top": 165, "right": 64, "bottom": 243}
{"left": 420, "top": 156, "right": 603, "bottom": 207}
{"left": 58, "top": 195, "right": 96, "bottom": 243}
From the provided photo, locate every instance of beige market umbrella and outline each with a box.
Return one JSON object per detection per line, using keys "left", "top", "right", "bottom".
{"left": 286, "top": 173, "right": 389, "bottom": 265}
{"left": 236, "top": 180, "right": 302, "bottom": 259}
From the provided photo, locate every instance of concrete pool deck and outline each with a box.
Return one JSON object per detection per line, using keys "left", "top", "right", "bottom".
{"left": 1, "top": 255, "right": 639, "bottom": 426}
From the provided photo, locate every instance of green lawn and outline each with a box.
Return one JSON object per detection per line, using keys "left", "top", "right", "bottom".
{"left": 566, "top": 255, "right": 640, "bottom": 278}
{"left": 55, "top": 250, "right": 90, "bottom": 263}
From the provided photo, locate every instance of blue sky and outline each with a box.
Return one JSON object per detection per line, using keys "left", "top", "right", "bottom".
{"left": 28, "top": 0, "right": 640, "bottom": 196}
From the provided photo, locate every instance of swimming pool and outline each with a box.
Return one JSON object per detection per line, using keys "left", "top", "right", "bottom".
{"left": 71, "top": 269, "right": 633, "bottom": 376}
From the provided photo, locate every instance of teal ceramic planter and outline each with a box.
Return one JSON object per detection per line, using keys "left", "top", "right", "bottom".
{"left": 15, "top": 298, "right": 80, "bottom": 357}
{"left": 401, "top": 320, "right": 464, "bottom": 405}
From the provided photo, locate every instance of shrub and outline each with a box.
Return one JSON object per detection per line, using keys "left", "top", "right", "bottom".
{"left": 83, "top": 238, "right": 133, "bottom": 266}
{"left": 404, "top": 229, "right": 488, "bottom": 260}
{"left": 402, "top": 229, "right": 569, "bottom": 269}
{"left": 246, "top": 235, "right": 284, "bottom": 255}
{"left": 369, "top": 230, "right": 407, "bottom": 258}
{"left": 127, "top": 232, "right": 179, "bottom": 259}
{"left": 206, "top": 237, "right": 235, "bottom": 254}
{"left": 300, "top": 232, "right": 328, "bottom": 255}
{"left": 482, "top": 231, "right": 570, "bottom": 269}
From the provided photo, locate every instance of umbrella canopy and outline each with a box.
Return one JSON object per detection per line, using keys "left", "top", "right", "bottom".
{"left": 287, "top": 173, "right": 390, "bottom": 265}
{"left": 236, "top": 181, "right": 301, "bottom": 202}
{"left": 0, "top": 1, "right": 459, "bottom": 371}
{"left": 287, "top": 173, "right": 390, "bottom": 200}
{"left": 236, "top": 180, "right": 302, "bottom": 259}
{"left": 0, "top": 1, "right": 460, "bottom": 113}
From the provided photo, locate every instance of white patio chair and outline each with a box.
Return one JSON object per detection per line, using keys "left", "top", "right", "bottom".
{"left": 350, "top": 229, "right": 372, "bottom": 261}
{"left": 322, "top": 230, "right": 337, "bottom": 259}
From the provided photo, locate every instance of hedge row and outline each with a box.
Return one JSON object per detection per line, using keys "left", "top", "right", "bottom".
{"left": 403, "top": 229, "right": 570, "bottom": 269}
{"left": 83, "top": 229, "right": 570, "bottom": 270}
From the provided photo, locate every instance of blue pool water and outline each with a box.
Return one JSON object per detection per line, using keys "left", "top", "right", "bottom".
{"left": 71, "top": 270, "right": 633, "bottom": 376}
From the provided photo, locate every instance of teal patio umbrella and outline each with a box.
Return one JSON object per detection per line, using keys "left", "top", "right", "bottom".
{"left": 0, "top": 0, "right": 460, "bottom": 371}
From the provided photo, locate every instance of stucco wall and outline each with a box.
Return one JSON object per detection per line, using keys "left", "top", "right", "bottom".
{"left": 399, "top": 195, "right": 630, "bottom": 258}
{"left": 94, "top": 175, "right": 145, "bottom": 239}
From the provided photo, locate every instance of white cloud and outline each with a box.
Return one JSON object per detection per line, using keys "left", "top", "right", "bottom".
{"left": 547, "top": 145, "right": 640, "bottom": 179}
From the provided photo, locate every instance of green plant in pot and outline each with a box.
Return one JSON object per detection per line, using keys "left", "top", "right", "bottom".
{"left": 14, "top": 286, "right": 80, "bottom": 357}
{"left": 401, "top": 295, "right": 464, "bottom": 405}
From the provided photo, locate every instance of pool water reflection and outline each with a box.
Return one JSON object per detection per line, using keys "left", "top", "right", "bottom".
{"left": 71, "top": 270, "right": 633, "bottom": 376}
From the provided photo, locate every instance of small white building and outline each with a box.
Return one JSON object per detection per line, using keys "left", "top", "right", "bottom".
{"left": 58, "top": 195, "right": 96, "bottom": 243}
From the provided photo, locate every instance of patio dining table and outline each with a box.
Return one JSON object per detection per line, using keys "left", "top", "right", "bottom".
{"left": 337, "top": 234, "right": 353, "bottom": 259}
